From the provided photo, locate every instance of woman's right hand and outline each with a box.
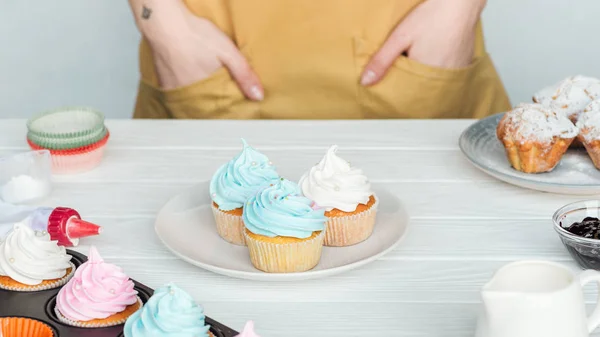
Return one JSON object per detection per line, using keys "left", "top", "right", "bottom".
{"left": 148, "top": 7, "right": 264, "bottom": 101}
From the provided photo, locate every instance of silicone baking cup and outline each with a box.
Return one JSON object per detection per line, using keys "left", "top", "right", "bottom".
{"left": 27, "top": 107, "right": 105, "bottom": 139}
{"left": 27, "top": 132, "right": 110, "bottom": 174}
{"left": 27, "top": 126, "right": 108, "bottom": 150}
{"left": 0, "top": 317, "right": 55, "bottom": 337}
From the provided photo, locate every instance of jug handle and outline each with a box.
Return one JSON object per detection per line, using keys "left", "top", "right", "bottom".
{"left": 580, "top": 269, "right": 600, "bottom": 332}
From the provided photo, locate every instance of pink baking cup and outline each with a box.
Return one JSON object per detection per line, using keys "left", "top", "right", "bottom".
{"left": 27, "top": 132, "right": 109, "bottom": 174}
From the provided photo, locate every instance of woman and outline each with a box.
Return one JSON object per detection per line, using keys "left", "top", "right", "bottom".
{"left": 128, "top": 0, "right": 510, "bottom": 119}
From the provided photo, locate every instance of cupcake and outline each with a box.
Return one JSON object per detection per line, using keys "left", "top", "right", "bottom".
{"left": 533, "top": 75, "right": 600, "bottom": 123}
{"left": 236, "top": 321, "right": 261, "bottom": 337}
{"left": 496, "top": 103, "right": 578, "bottom": 173}
{"left": 0, "top": 223, "right": 74, "bottom": 292}
{"left": 0, "top": 317, "right": 55, "bottom": 337}
{"left": 55, "top": 246, "right": 141, "bottom": 328}
{"left": 577, "top": 100, "right": 600, "bottom": 169}
{"left": 124, "top": 283, "right": 214, "bottom": 337}
{"left": 210, "top": 139, "right": 279, "bottom": 246}
{"left": 243, "top": 179, "right": 326, "bottom": 273}
{"left": 298, "top": 145, "right": 378, "bottom": 247}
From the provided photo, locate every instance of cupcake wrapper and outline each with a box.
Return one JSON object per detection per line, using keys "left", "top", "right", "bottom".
{"left": 27, "top": 107, "right": 105, "bottom": 139}
{"left": 55, "top": 297, "right": 143, "bottom": 328}
{"left": 47, "top": 145, "right": 107, "bottom": 175}
{"left": 27, "top": 131, "right": 110, "bottom": 154}
{"left": 0, "top": 262, "right": 75, "bottom": 292}
{"left": 211, "top": 204, "right": 246, "bottom": 246}
{"left": 325, "top": 196, "right": 379, "bottom": 247}
{"left": 244, "top": 230, "right": 325, "bottom": 273}
{"left": 27, "top": 126, "right": 107, "bottom": 150}
{"left": 0, "top": 317, "right": 55, "bottom": 337}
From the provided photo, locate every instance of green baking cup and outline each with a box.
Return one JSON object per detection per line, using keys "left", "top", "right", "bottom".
{"left": 27, "top": 126, "right": 108, "bottom": 150}
{"left": 27, "top": 107, "right": 105, "bottom": 139}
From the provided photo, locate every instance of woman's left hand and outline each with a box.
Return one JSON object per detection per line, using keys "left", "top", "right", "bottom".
{"left": 360, "top": 0, "right": 486, "bottom": 86}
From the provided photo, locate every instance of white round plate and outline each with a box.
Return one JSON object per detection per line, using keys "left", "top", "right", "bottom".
{"left": 155, "top": 182, "right": 409, "bottom": 281}
{"left": 460, "top": 113, "right": 600, "bottom": 195}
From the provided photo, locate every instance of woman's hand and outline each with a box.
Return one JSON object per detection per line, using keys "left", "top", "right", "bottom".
{"left": 360, "top": 0, "right": 486, "bottom": 86}
{"left": 141, "top": 2, "right": 264, "bottom": 100}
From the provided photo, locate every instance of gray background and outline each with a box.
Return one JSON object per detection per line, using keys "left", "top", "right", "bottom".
{"left": 0, "top": 1, "right": 596, "bottom": 119}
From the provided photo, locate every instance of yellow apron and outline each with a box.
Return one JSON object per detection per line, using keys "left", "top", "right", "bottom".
{"left": 133, "top": 0, "right": 511, "bottom": 119}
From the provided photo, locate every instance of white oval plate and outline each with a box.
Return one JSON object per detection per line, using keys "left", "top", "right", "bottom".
{"left": 155, "top": 182, "right": 409, "bottom": 281}
{"left": 460, "top": 113, "right": 600, "bottom": 195}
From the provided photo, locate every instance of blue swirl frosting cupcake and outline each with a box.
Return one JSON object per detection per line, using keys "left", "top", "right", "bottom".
{"left": 210, "top": 139, "right": 279, "bottom": 245}
{"left": 123, "top": 283, "right": 213, "bottom": 337}
{"left": 243, "top": 179, "right": 326, "bottom": 273}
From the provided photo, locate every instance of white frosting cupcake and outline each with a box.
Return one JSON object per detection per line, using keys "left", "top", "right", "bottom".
{"left": 298, "top": 145, "right": 372, "bottom": 212}
{"left": 533, "top": 75, "right": 600, "bottom": 121}
{"left": 0, "top": 223, "right": 73, "bottom": 290}
{"left": 299, "top": 145, "right": 378, "bottom": 246}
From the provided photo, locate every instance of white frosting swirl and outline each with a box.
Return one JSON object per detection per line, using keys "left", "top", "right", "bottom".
{"left": 298, "top": 145, "right": 373, "bottom": 212}
{"left": 534, "top": 75, "right": 600, "bottom": 119}
{"left": 0, "top": 222, "right": 71, "bottom": 285}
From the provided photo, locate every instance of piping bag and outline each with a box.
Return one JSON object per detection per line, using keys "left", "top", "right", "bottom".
{"left": 0, "top": 201, "right": 102, "bottom": 247}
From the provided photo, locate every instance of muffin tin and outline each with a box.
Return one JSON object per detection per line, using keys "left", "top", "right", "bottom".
{"left": 0, "top": 250, "right": 239, "bottom": 337}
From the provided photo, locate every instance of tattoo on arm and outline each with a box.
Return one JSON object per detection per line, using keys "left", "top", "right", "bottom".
{"left": 141, "top": 6, "right": 152, "bottom": 20}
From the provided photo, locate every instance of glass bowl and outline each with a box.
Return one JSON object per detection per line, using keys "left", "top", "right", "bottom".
{"left": 553, "top": 200, "right": 600, "bottom": 270}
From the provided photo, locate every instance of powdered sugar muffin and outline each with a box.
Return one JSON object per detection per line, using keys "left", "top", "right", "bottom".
{"left": 497, "top": 103, "right": 578, "bottom": 173}
{"left": 577, "top": 100, "right": 600, "bottom": 169}
{"left": 533, "top": 75, "right": 600, "bottom": 123}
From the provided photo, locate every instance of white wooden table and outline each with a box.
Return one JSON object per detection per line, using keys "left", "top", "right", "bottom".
{"left": 0, "top": 119, "right": 594, "bottom": 336}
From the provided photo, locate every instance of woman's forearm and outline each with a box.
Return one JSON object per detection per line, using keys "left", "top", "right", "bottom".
{"left": 127, "top": 0, "right": 189, "bottom": 47}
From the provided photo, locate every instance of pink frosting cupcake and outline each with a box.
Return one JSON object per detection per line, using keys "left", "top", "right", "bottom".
{"left": 55, "top": 246, "right": 142, "bottom": 328}
{"left": 236, "top": 321, "right": 261, "bottom": 337}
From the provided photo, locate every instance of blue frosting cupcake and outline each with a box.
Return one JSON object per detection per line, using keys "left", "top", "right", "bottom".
{"left": 123, "top": 283, "right": 212, "bottom": 337}
{"left": 243, "top": 178, "right": 326, "bottom": 239}
{"left": 210, "top": 139, "right": 279, "bottom": 211}
{"left": 242, "top": 179, "right": 327, "bottom": 273}
{"left": 210, "top": 139, "right": 279, "bottom": 245}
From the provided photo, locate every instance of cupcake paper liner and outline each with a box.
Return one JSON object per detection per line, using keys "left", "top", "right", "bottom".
{"left": 27, "top": 126, "right": 107, "bottom": 150}
{"left": 0, "top": 317, "right": 55, "bottom": 337}
{"left": 27, "top": 131, "right": 110, "bottom": 154}
{"left": 211, "top": 204, "right": 246, "bottom": 246}
{"left": 47, "top": 145, "right": 107, "bottom": 175}
{"left": 27, "top": 107, "right": 105, "bottom": 139}
{"left": 0, "top": 262, "right": 75, "bottom": 292}
{"left": 55, "top": 296, "right": 143, "bottom": 328}
{"left": 324, "top": 196, "right": 379, "bottom": 247}
{"left": 244, "top": 230, "right": 325, "bottom": 273}
{"left": 27, "top": 132, "right": 109, "bottom": 174}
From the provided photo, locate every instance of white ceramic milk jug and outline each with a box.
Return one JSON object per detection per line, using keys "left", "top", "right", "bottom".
{"left": 475, "top": 260, "right": 600, "bottom": 337}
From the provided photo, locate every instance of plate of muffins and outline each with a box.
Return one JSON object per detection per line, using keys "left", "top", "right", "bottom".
{"left": 155, "top": 140, "right": 409, "bottom": 281}
{"left": 460, "top": 75, "right": 600, "bottom": 195}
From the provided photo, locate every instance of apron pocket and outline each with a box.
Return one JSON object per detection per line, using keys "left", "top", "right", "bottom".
{"left": 140, "top": 67, "right": 258, "bottom": 119}
{"left": 354, "top": 37, "right": 489, "bottom": 119}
